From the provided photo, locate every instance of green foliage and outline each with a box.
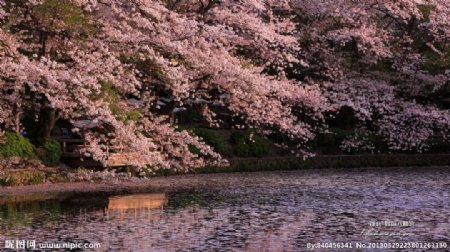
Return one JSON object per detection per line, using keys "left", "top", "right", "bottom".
{"left": 99, "top": 81, "right": 142, "bottom": 123}
{"left": 178, "top": 109, "right": 205, "bottom": 124}
{"left": 246, "top": 135, "right": 271, "bottom": 157}
{"left": 23, "top": 170, "right": 46, "bottom": 185}
{"left": 197, "top": 154, "right": 450, "bottom": 174}
{"left": 230, "top": 130, "right": 247, "bottom": 144}
{"left": 370, "top": 60, "right": 395, "bottom": 73}
{"left": 33, "top": 0, "right": 96, "bottom": 37}
{"left": 138, "top": 58, "right": 167, "bottom": 81}
{"left": 312, "top": 128, "right": 349, "bottom": 148}
{"left": 306, "top": 137, "right": 318, "bottom": 149}
{"left": 119, "top": 54, "right": 169, "bottom": 83}
{"left": 232, "top": 46, "right": 265, "bottom": 67}
{"left": 418, "top": 4, "right": 436, "bottom": 20}
{"left": 175, "top": 127, "right": 204, "bottom": 155}
{"left": 100, "top": 81, "right": 121, "bottom": 117}
{"left": 365, "top": 133, "right": 388, "bottom": 152}
{"left": 188, "top": 144, "right": 202, "bottom": 155}
{"left": 317, "top": 133, "right": 336, "bottom": 147}
{"left": 329, "top": 128, "right": 354, "bottom": 144}
{"left": 3, "top": 0, "right": 28, "bottom": 13}
{"left": 151, "top": 168, "right": 178, "bottom": 177}
{"left": 0, "top": 132, "right": 35, "bottom": 158}
{"left": 162, "top": 0, "right": 181, "bottom": 10}
{"left": 421, "top": 47, "right": 450, "bottom": 75}
{"left": 100, "top": 80, "right": 119, "bottom": 99}
{"left": 299, "top": 31, "right": 312, "bottom": 49}
{"left": 235, "top": 140, "right": 252, "bottom": 157}
{"left": 0, "top": 170, "right": 45, "bottom": 186}
{"left": 314, "top": 128, "right": 387, "bottom": 152}
{"left": 232, "top": 131, "right": 270, "bottom": 157}
{"left": 37, "top": 139, "right": 62, "bottom": 165}
{"left": 427, "top": 136, "right": 450, "bottom": 153}
{"left": 192, "top": 128, "right": 226, "bottom": 155}
{"left": 125, "top": 110, "right": 142, "bottom": 123}
{"left": 0, "top": 174, "right": 18, "bottom": 186}
{"left": 241, "top": 59, "right": 255, "bottom": 69}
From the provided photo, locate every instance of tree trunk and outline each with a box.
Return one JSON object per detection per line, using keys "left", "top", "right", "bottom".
{"left": 166, "top": 101, "right": 177, "bottom": 125}
{"left": 38, "top": 31, "right": 48, "bottom": 57}
{"left": 36, "top": 31, "right": 55, "bottom": 138}
{"left": 14, "top": 111, "right": 20, "bottom": 134}
{"left": 38, "top": 108, "right": 59, "bottom": 139}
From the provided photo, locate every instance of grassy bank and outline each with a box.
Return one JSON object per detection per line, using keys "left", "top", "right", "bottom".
{"left": 0, "top": 167, "right": 70, "bottom": 187}
{"left": 197, "top": 154, "right": 450, "bottom": 174}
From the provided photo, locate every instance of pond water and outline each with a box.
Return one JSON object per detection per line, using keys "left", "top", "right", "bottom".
{"left": 0, "top": 167, "right": 449, "bottom": 251}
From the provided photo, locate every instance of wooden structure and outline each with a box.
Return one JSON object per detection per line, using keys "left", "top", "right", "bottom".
{"left": 57, "top": 138, "right": 135, "bottom": 167}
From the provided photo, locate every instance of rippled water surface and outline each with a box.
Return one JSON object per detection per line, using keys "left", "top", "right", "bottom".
{"left": 1, "top": 167, "right": 449, "bottom": 251}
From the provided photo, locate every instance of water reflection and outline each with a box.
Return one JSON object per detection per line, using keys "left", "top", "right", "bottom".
{"left": 0, "top": 199, "right": 63, "bottom": 232}
{"left": 105, "top": 193, "right": 167, "bottom": 222}
{"left": 108, "top": 193, "right": 167, "bottom": 211}
{"left": 0, "top": 168, "right": 449, "bottom": 251}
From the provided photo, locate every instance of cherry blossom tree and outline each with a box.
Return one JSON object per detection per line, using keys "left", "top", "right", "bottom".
{"left": 0, "top": 0, "right": 325, "bottom": 170}
{"left": 0, "top": 0, "right": 449, "bottom": 171}
{"left": 292, "top": 0, "right": 449, "bottom": 151}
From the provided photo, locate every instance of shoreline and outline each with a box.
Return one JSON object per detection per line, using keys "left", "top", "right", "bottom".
{"left": 1, "top": 166, "right": 449, "bottom": 202}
